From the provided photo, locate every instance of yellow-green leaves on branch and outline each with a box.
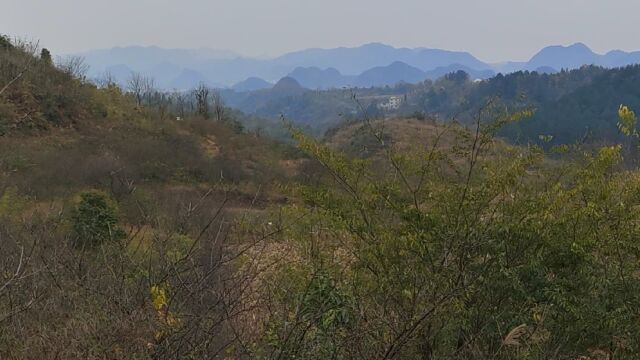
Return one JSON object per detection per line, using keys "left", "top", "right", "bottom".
{"left": 618, "top": 104, "right": 638, "bottom": 137}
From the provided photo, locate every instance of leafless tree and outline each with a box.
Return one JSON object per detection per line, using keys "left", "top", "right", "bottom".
{"left": 142, "top": 77, "right": 155, "bottom": 104}
{"left": 193, "top": 83, "right": 210, "bottom": 119}
{"left": 127, "top": 72, "right": 154, "bottom": 107}
{"left": 172, "top": 90, "right": 188, "bottom": 118}
{"left": 212, "top": 90, "right": 225, "bottom": 122}
{"left": 57, "top": 56, "right": 89, "bottom": 81}
{"left": 0, "top": 38, "right": 39, "bottom": 96}
{"left": 127, "top": 73, "right": 145, "bottom": 107}
{"left": 0, "top": 218, "right": 47, "bottom": 326}
{"left": 152, "top": 91, "right": 172, "bottom": 121}
{"left": 95, "top": 71, "right": 119, "bottom": 89}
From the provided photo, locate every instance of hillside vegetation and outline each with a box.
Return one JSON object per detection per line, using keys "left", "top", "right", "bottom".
{"left": 0, "top": 37, "right": 300, "bottom": 358}
{"left": 225, "top": 65, "right": 640, "bottom": 150}
{"left": 3, "top": 37, "right": 640, "bottom": 359}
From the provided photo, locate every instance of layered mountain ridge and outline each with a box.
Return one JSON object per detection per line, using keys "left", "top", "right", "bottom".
{"left": 76, "top": 42, "right": 640, "bottom": 90}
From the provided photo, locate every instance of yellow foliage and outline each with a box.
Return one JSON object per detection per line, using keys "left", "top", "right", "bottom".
{"left": 618, "top": 104, "right": 637, "bottom": 136}
{"left": 150, "top": 284, "right": 182, "bottom": 343}
{"left": 596, "top": 144, "right": 623, "bottom": 167}
{"left": 150, "top": 285, "right": 168, "bottom": 312}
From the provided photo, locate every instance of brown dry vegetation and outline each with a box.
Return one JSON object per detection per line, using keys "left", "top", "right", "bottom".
{"left": 0, "top": 37, "right": 302, "bottom": 358}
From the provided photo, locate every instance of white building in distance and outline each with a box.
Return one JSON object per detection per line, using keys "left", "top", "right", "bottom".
{"left": 378, "top": 96, "right": 403, "bottom": 111}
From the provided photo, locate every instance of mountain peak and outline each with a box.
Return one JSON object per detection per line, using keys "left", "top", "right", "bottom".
{"left": 232, "top": 77, "right": 272, "bottom": 92}
{"left": 527, "top": 42, "right": 598, "bottom": 70}
{"left": 388, "top": 61, "right": 413, "bottom": 68}
{"left": 536, "top": 42, "right": 594, "bottom": 54}
{"left": 286, "top": 67, "right": 348, "bottom": 89}
{"left": 568, "top": 42, "right": 591, "bottom": 50}
{"left": 273, "top": 76, "right": 304, "bottom": 91}
{"left": 356, "top": 61, "right": 426, "bottom": 87}
{"left": 360, "top": 42, "right": 393, "bottom": 49}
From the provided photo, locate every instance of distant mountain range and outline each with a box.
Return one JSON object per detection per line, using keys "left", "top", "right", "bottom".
{"left": 75, "top": 42, "right": 640, "bottom": 91}
{"left": 491, "top": 43, "right": 640, "bottom": 74}
{"left": 283, "top": 62, "right": 496, "bottom": 89}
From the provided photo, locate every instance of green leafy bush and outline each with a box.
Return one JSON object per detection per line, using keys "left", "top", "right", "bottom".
{"left": 253, "top": 106, "right": 640, "bottom": 359}
{"left": 71, "top": 191, "right": 125, "bottom": 248}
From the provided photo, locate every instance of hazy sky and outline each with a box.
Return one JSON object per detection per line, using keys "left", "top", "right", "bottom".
{"left": 3, "top": 0, "right": 640, "bottom": 62}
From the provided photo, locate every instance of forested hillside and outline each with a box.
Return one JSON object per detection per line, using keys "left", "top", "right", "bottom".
{"left": 3, "top": 36, "right": 640, "bottom": 359}
{"left": 415, "top": 66, "right": 640, "bottom": 145}
{"left": 224, "top": 65, "right": 640, "bottom": 149}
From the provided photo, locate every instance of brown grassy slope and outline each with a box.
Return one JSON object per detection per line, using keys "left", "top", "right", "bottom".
{"left": 325, "top": 117, "right": 518, "bottom": 161}
{"left": 326, "top": 118, "right": 453, "bottom": 156}
{"left": 0, "top": 38, "right": 298, "bottom": 226}
{"left": 0, "top": 39, "right": 301, "bottom": 358}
